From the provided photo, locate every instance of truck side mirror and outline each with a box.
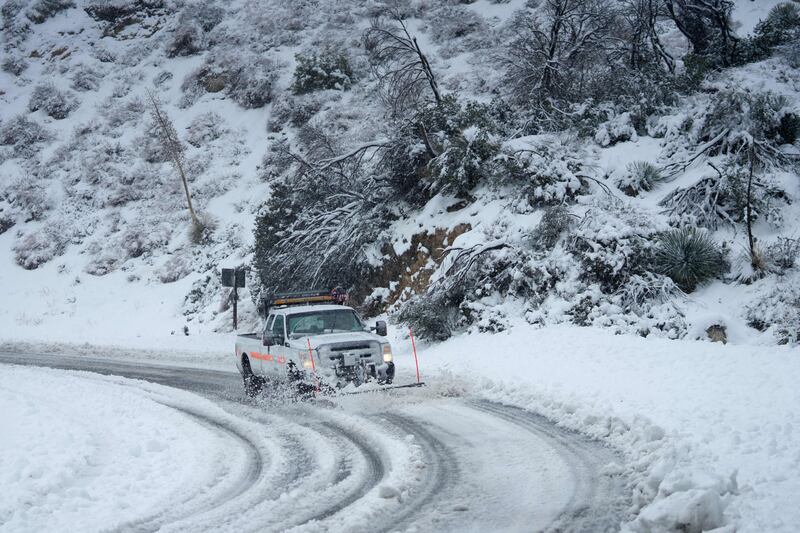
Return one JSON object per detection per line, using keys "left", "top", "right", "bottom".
{"left": 375, "top": 320, "right": 387, "bottom": 337}
{"left": 262, "top": 335, "right": 273, "bottom": 347}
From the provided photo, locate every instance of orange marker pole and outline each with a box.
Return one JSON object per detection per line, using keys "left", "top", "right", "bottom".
{"left": 307, "top": 338, "right": 319, "bottom": 393}
{"left": 409, "top": 327, "right": 421, "bottom": 384}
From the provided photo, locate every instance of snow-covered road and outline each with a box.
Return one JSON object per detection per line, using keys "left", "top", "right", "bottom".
{"left": 0, "top": 353, "right": 628, "bottom": 532}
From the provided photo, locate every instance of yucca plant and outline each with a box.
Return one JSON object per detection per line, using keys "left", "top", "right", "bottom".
{"left": 654, "top": 228, "right": 727, "bottom": 292}
{"left": 618, "top": 161, "right": 664, "bottom": 196}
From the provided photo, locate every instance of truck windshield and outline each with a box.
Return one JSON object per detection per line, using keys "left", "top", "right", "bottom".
{"left": 287, "top": 309, "right": 365, "bottom": 338}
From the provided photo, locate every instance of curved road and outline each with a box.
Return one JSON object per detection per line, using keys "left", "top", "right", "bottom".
{"left": 0, "top": 352, "right": 629, "bottom": 532}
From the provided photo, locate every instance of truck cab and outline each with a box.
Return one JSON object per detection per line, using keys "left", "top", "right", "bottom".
{"left": 235, "top": 289, "right": 394, "bottom": 395}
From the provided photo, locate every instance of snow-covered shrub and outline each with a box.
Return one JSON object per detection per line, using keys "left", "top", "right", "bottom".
{"left": 659, "top": 164, "right": 785, "bottom": 230}
{"left": 428, "top": 125, "right": 500, "bottom": 197}
{"left": 498, "top": 135, "right": 585, "bottom": 206}
{"left": 166, "top": 3, "right": 224, "bottom": 59}
{"left": 13, "top": 225, "right": 68, "bottom": 270}
{"left": 181, "top": 51, "right": 278, "bottom": 109}
{"left": 594, "top": 112, "right": 638, "bottom": 147}
{"left": 28, "top": 83, "right": 79, "bottom": 119}
{"left": 745, "top": 277, "right": 800, "bottom": 345}
{"left": 765, "top": 237, "right": 800, "bottom": 272}
{"left": 0, "top": 216, "right": 14, "bottom": 235}
{"left": 531, "top": 205, "right": 573, "bottom": 250}
{"left": 616, "top": 161, "right": 665, "bottom": 196}
{"left": 695, "top": 89, "right": 797, "bottom": 162}
{"left": 653, "top": 227, "right": 727, "bottom": 292}
{"left": 753, "top": 2, "right": 800, "bottom": 51}
{"left": 615, "top": 273, "right": 686, "bottom": 315}
{"left": 104, "top": 96, "right": 146, "bottom": 130}
{"left": 185, "top": 112, "right": 228, "bottom": 147}
{"left": 156, "top": 253, "right": 193, "bottom": 283}
{"left": 567, "top": 201, "right": 661, "bottom": 293}
{"left": 71, "top": 65, "right": 103, "bottom": 92}
{"left": 0, "top": 115, "right": 51, "bottom": 159}
{"left": 118, "top": 220, "right": 171, "bottom": 260}
{"left": 3, "top": 179, "right": 51, "bottom": 222}
{"left": 26, "top": 0, "right": 74, "bottom": 23}
{"left": 393, "top": 290, "right": 463, "bottom": 341}
{"left": 428, "top": 5, "right": 484, "bottom": 43}
{"left": 2, "top": 55, "right": 28, "bottom": 75}
{"left": 291, "top": 49, "right": 353, "bottom": 94}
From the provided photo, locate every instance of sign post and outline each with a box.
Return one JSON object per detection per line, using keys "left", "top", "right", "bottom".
{"left": 221, "top": 268, "right": 246, "bottom": 330}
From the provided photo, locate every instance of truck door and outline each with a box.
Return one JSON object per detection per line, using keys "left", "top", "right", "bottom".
{"left": 259, "top": 314, "right": 275, "bottom": 375}
{"left": 267, "top": 314, "right": 288, "bottom": 377}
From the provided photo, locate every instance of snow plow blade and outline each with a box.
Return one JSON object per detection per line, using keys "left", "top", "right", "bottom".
{"left": 338, "top": 382, "right": 426, "bottom": 396}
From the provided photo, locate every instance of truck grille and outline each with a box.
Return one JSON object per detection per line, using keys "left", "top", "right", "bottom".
{"left": 330, "top": 344, "right": 370, "bottom": 352}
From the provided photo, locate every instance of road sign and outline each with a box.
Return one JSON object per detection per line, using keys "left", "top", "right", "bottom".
{"left": 221, "top": 268, "right": 246, "bottom": 330}
{"left": 221, "top": 268, "right": 246, "bottom": 288}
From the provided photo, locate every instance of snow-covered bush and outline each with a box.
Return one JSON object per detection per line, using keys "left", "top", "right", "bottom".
{"left": 764, "top": 237, "right": 800, "bottom": 272}
{"left": 0, "top": 115, "right": 51, "bottom": 158}
{"left": 393, "top": 290, "right": 463, "bottom": 341}
{"left": 291, "top": 49, "right": 353, "bottom": 94}
{"left": 185, "top": 112, "right": 228, "bottom": 147}
{"left": 0, "top": 216, "right": 14, "bottom": 235}
{"left": 746, "top": 277, "right": 800, "bottom": 345}
{"left": 2, "top": 55, "right": 28, "bottom": 75}
{"left": 28, "top": 83, "right": 79, "bottom": 120}
{"left": 269, "top": 92, "right": 328, "bottom": 132}
{"left": 3, "top": 179, "right": 51, "bottom": 222}
{"left": 695, "top": 89, "right": 798, "bottom": 163}
{"left": 165, "top": 3, "right": 224, "bottom": 58}
{"left": 428, "top": 5, "right": 484, "bottom": 43}
{"left": 653, "top": 227, "right": 727, "bottom": 292}
{"left": 103, "top": 96, "right": 146, "bottom": 130}
{"left": 615, "top": 273, "right": 686, "bottom": 315}
{"left": 71, "top": 65, "right": 103, "bottom": 92}
{"left": 26, "top": 0, "right": 74, "bottom": 23}
{"left": 530, "top": 205, "right": 573, "bottom": 250}
{"left": 156, "top": 253, "right": 193, "bottom": 283}
{"left": 659, "top": 164, "right": 785, "bottom": 230}
{"left": 498, "top": 135, "right": 585, "bottom": 206}
{"left": 594, "top": 112, "right": 638, "bottom": 147}
{"left": 753, "top": 2, "right": 800, "bottom": 52}
{"left": 567, "top": 201, "right": 661, "bottom": 293}
{"left": 428, "top": 125, "right": 500, "bottom": 197}
{"left": 13, "top": 225, "right": 68, "bottom": 270}
{"left": 617, "top": 161, "right": 666, "bottom": 196}
{"left": 181, "top": 51, "right": 278, "bottom": 109}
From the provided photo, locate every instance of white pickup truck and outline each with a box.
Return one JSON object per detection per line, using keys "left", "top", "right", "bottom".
{"left": 235, "top": 290, "right": 395, "bottom": 396}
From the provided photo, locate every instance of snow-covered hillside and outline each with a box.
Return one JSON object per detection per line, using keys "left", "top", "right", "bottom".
{"left": 1, "top": 0, "right": 799, "bottom": 348}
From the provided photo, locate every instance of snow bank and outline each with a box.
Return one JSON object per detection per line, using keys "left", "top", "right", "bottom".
{"left": 388, "top": 322, "right": 800, "bottom": 532}
{"left": 0, "top": 365, "right": 255, "bottom": 532}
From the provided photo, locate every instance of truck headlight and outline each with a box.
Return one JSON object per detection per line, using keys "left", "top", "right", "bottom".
{"left": 382, "top": 344, "right": 393, "bottom": 363}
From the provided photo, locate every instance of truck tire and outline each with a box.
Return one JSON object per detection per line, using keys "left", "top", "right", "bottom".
{"left": 241, "top": 355, "right": 265, "bottom": 398}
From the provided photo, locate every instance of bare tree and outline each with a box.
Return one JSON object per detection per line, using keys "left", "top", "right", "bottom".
{"left": 364, "top": 9, "right": 441, "bottom": 116}
{"left": 146, "top": 91, "right": 200, "bottom": 234}
{"left": 664, "top": 0, "right": 737, "bottom": 65}
{"left": 619, "top": 0, "right": 675, "bottom": 72}
{"left": 504, "top": 0, "right": 614, "bottom": 101}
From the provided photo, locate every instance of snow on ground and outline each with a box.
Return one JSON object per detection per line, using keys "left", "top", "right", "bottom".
{"left": 387, "top": 322, "right": 800, "bottom": 533}
{"left": 0, "top": 365, "right": 258, "bottom": 532}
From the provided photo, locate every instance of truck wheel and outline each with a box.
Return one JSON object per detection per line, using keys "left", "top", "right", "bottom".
{"left": 242, "top": 356, "right": 265, "bottom": 398}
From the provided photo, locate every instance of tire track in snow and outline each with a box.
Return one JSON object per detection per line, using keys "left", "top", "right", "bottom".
{"left": 110, "top": 402, "right": 264, "bottom": 533}
{"left": 374, "top": 412, "right": 460, "bottom": 533}
{"left": 469, "top": 400, "right": 628, "bottom": 533}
